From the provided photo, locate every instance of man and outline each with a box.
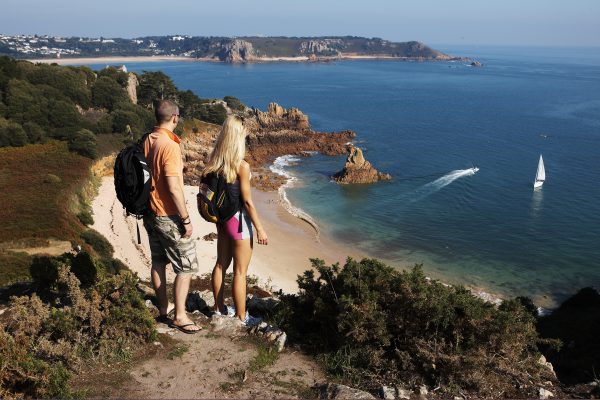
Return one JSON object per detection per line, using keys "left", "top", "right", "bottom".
{"left": 143, "top": 99, "right": 200, "bottom": 333}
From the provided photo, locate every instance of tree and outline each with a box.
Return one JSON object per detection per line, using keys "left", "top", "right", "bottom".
{"left": 68, "top": 128, "right": 98, "bottom": 159}
{"left": 92, "top": 76, "right": 129, "bottom": 111}
{"left": 0, "top": 118, "right": 28, "bottom": 147}
{"left": 5, "top": 79, "right": 48, "bottom": 127}
{"left": 137, "top": 71, "right": 178, "bottom": 106}
{"left": 111, "top": 110, "right": 143, "bottom": 135}
{"left": 22, "top": 121, "right": 46, "bottom": 143}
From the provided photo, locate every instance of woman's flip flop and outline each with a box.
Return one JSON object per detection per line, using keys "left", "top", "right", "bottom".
{"left": 169, "top": 322, "right": 202, "bottom": 334}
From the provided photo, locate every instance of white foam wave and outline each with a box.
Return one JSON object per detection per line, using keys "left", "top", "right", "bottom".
{"left": 269, "top": 155, "right": 320, "bottom": 236}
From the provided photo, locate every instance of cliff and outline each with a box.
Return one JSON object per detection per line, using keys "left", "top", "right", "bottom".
{"left": 216, "top": 39, "right": 256, "bottom": 63}
{"left": 333, "top": 145, "right": 392, "bottom": 184}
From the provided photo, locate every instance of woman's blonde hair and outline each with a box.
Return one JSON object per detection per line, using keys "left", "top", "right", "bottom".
{"left": 202, "top": 116, "right": 247, "bottom": 183}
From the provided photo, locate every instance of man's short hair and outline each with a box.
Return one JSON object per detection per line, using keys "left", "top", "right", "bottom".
{"left": 155, "top": 99, "right": 179, "bottom": 123}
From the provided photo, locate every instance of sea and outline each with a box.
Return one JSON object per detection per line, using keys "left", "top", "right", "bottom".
{"left": 88, "top": 45, "right": 600, "bottom": 306}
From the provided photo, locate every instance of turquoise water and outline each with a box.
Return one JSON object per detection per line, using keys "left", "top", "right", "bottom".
{"left": 88, "top": 46, "right": 600, "bottom": 304}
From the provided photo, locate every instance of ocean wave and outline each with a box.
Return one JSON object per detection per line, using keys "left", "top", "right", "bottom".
{"left": 269, "top": 155, "right": 320, "bottom": 236}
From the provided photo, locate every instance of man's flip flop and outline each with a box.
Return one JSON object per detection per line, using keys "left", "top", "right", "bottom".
{"left": 169, "top": 322, "right": 202, "bottom": 334}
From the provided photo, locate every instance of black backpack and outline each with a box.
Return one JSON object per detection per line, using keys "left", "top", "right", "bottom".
{"left": 114, "top": 134, "right": 152, "bottom": 242}
{"left": 197, "top": 172, "right": 242, "bottom": 230}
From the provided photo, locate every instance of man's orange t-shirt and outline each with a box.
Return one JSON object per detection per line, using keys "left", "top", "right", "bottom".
{"left": 143, "top": 127, "right": 184, "bottom": 216}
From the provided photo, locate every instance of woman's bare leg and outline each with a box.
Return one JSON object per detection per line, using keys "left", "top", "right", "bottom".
{"left": 212, "top": 224, "right": 233, "bottom": 313}
{"left": 232, "top": 238, "right": 253, "bottom": 320}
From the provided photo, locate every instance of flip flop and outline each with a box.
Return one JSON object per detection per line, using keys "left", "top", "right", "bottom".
{"left": 169, "top": 322, "right": 202, "bottom": 334}
{"left": 155, "top": 315, "right": 171, "bottom": 324}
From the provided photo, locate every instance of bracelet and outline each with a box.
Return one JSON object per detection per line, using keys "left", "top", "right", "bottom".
{"left": 181, "top": 215, "right": 190, "bottom": 223}
{"left": 182, "top": 220, "right": 192, "bottom": 225}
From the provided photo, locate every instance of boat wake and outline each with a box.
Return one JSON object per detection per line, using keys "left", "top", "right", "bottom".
{"left": 408, "top": 168, "right": 478, "bottom": 202}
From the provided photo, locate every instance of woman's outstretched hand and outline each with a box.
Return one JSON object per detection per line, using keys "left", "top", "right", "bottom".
{"left": 256, "top": 228, "right": 269, "bottom": 245}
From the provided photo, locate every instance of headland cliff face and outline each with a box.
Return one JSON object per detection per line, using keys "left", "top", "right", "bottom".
{"left": 333, "top": 145, "right": 392, "bottom": 184}
{"left": 181, "top": 102, "right": 355, "bottom": 190}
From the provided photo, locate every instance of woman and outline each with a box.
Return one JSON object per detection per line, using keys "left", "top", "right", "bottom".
{"left": 203, "top": 115, "right": 268, "bottom": 326}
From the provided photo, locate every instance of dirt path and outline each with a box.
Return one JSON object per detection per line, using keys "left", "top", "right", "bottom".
{"left": 114, "top": 316, "right": 324, "bottom": 399}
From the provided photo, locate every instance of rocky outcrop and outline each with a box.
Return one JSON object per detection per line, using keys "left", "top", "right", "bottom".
{"left": 217, "top": 39, "right": 256, "bottom": 63}
{"left": 333, "top": 145, "right": 392, "bottom": 184}
{"left": 247, "top": 102, "right": 310, "bottom": 131}
{"left": 299, "top": 39, "right": 343, "bottom": 55}
{"left": 471, "top": 61, "right": 483, "bottom": 67}
{"left": 181, "top": 102, "right": 355, "bottom": 190}
{"left": 126, "top": 72, "right": 138, "bottom": 104}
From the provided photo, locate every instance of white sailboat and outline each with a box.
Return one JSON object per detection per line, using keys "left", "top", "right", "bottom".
{"left": 533, "top": 155, "right": 545, "bottom": 189}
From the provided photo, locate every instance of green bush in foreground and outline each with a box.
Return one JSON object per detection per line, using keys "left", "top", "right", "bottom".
{"left": 1, "top": 254, "right": 155, "bottom": 398}
{"left": 275, "top": 258, "right": 556, "bottom": 398}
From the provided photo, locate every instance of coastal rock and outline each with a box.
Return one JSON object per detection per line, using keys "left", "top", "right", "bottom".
{"left": 333, "top": 145, "right": 392, "bottom": 184}
{"left": 126, "top": 72, "right": 138, "bottom": 104}
{"left": 396, "top": 386, "right": 413, "bottom": 399}
{"left": 380, "top": 385, "right": 396, "bottom": 399}
{"left": 217, "top": 39, "right": 256, "bottom": 63}
{"left": 539, "top": 387, "right": 554, "bottom": 399}
{"left": 202, "top": 232, "right": 218, "bottom": 241}
{"left": 470, "top": 61, "right": 483, "bottom": 67}
{"left": 179, "top": 102, "right": 355, "bottom": 190}
{"left": 248, "top": 102, "right": 311, "bottom": 131}
{"left": 186, "top": 290, "right": 215, "bottom": 312}
{"left": 538, "top": 355, "right": 556, "bottom": 377}
{"left": 319, "top": 383, "right": 376, "bottom": 399}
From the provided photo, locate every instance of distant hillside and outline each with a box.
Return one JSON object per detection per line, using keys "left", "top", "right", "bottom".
{"left": 0, "top": 34, "right": 461, "bottom": 62}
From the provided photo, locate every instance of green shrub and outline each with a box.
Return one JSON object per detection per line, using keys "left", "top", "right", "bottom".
{"left": 92, "top": 76, "right": 129, "bottom": 111}
{"left": 224, "top": 95, "right": 246, "bottom": 112}
{"left": 80, "top": 229, "right": 114, "bottom": 260}
{"left": 68, "top": 128, "right": 98, "bottom": 159}
{"left": 77, "top": 209, "right": 94, "bottom": 226}
{"left": 0, "top": 117, "right": 28, "bottom": 147}
{"left": 274, "top": 258, "right": 553, "bottom": 398}
{"left": 2, "top": 255, "right": 155, "bottom": 398}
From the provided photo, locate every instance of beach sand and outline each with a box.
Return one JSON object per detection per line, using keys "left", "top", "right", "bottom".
{"left": 92, "top": 177, "right": 363, "bottom": 294}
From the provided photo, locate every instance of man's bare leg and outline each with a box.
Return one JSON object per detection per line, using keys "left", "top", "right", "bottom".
{"left": 172, "top": 274, "right": 201, "bottom": 331}
{"left": 151, "top": 261, "right": 169, "bottom": 316}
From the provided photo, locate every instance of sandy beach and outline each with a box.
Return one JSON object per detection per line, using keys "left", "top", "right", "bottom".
{"left": 26, "top": 54, "right": 460, "bottom": 67}
{"left": 92, "top": 177, "right": 364, "bottom": 294}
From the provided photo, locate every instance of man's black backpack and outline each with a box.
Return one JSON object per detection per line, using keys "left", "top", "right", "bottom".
{"left": 114, "top": 134, "right": 152, "bottom": 242}
{"left": 197, "top": 172, "right": 241, "bottom": 230}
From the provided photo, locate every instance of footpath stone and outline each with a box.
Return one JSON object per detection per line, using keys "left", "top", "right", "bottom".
{"left": 320, "top": 383, "right": 376, "bottom": 399}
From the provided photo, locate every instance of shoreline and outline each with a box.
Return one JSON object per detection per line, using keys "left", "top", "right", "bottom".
{"left": 26, "top": 54, "right": 466, "bottom": 66}
{"left": 91, "top": 177, "right": 363, "bottom": 294}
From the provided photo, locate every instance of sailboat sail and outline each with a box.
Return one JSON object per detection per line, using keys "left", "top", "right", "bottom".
{"left": 534, "top": 155, "right": 545, "bottom": 188}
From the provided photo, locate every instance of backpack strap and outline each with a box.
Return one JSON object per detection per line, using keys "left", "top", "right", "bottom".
{"left": 238, "top": 208, "right": 243, "bottom": 233}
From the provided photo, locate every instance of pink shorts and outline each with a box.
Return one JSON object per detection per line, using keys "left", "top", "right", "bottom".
{"left": 220, "top": 209, "right": 253, "bottom": 240}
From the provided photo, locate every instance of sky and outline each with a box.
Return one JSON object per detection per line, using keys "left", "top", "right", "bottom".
{"left": 1, "top": 0, "right": 599, "bottom": 47}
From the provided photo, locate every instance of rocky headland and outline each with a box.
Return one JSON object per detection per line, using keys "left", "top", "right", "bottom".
{"left": 333, "top": 145, "right": 392, "bottom": 184}
{"left": 181, "top": 102, "right": 355, "bottom": 190}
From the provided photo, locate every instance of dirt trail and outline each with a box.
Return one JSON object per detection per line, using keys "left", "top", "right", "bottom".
{"left": 116, "top": 316, "right": 324, "bottom": 399}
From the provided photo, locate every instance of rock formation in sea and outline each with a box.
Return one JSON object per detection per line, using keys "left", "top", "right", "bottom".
{"left": 332, "top": 145, "right": 392, "bottom": 184}
{"left": 181, "top": 102, "right": 355, "bottom": 190}
{"left": 217, "top": 39, "right": 256, "bottom": 63}
{"left": 471, "top": 61, "right": 483, "bottom": 67}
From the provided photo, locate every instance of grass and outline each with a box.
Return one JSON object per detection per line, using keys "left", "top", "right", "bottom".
{"left": 0, "top": 142, "right": 91, "bottom": 246}
{"left": 167, "top": 344, "right": 189, "bottom": 360}
{"left": 0, "top": 250, "right": 33, "bottom": 287}
{"left": 249, "top": 343, "right": 279, "bottom": 371}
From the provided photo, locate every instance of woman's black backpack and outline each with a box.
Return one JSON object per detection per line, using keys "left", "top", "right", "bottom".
{"left": 197, "top": 172, "right": 240, "bottom": 226}
{"left": 114, "top": 134, "right": 152, "bottom": 242}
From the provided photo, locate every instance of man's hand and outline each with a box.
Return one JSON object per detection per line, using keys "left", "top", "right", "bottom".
{"left": 182, "top": 222, "right": 193, "bottom": 239}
